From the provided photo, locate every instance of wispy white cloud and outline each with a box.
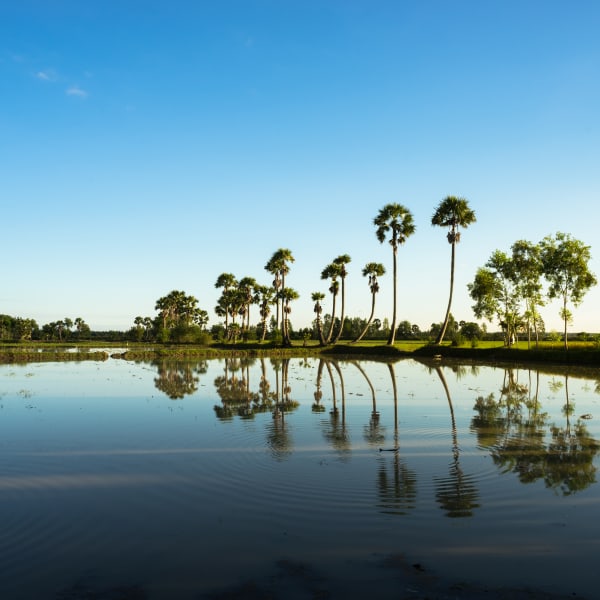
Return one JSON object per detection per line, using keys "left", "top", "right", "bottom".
{"left": 66, "top": 85, "right": 88, "bottom": 98}
{"left": 35, "top": 69, "right": 57, "bottom": 82}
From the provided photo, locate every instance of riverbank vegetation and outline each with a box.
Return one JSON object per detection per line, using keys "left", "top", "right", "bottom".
{"left": 3, "top": 338, "right": 600, "bottom": 367}
{"left": 1, "top": 201, "right": 597, "bottom": 357}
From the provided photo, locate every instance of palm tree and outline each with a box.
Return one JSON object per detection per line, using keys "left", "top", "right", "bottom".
{"left": 374, "top": 203, "right": 416, "bottom": 345}
{"left": 353, "top": 262, "right": 386, "bottom": 342}
{"left": 215, "top": 273, "right": 237, "bottom": 331}
{"left": 281, "top": 287, "right": 299, "bottom": 342}
{"left": 332, "top": 254, "right": 351, "bottom": 343}
{"left": 265, "top": 248, "right": 295, "bottom": 346}
{"left": 321, "top": 262, "right": 341, "bottom": 344}
{"left": 238, "top": 276, "right": 257, "bottom": 333}
{"left": 256, "top": 284, "right": 274, "bottom": 342}
{"left": 431, "top": 196, "right": 476, "bottom": 344}
{"left": 312, "top": 291, "right": 326, "bottom": 346}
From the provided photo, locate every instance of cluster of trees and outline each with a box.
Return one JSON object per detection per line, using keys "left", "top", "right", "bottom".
{"left": 212, "top": 249, "right": 297, "bottom": 345}
{"left": 469, "top": 233, "right": 597, "bottom": 349}
{"left": 131, "top": 290, "right": 209, "bottom": 343}
{"left": 0, "top": 315, "right": 91, "bottom": 342}
{"left": 200, "top": 197, "right": 480, "bottom": 347}
{"left": 3, "top": 198, "right": 596, "bottom": 348}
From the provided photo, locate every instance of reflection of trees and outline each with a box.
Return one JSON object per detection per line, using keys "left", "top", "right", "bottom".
{"left": 267, "top": 358, "right": 300, "bottom": 461}
{"left": 153, "top": 359, "right": 207, "bottom": 399}
{"left": 470, "top": 368, "right": 600, "bottom": 495}
{"left": 433, "top": 366, "right": 480, "bottom": 518}
{"left": 544, "top": 374, "right": 599, "bottom": 494}
{"left": 213, "top": 358, "right": 265, "bottom": 420}
{"left": 312, "top": 359, "right": 326, "bottom": 412}
{"left": 321, "top": 360, "right": 351, "bottom": 459}
{"left": 376, "top": 363, "right": 417, "bottom": 515}
{"left": 353, "top": 361, "right": 385, "bottom": 447}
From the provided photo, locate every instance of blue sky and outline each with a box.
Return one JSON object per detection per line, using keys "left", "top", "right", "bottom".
{"left": 2, "top": 1, "right": 599, "bottom": 334}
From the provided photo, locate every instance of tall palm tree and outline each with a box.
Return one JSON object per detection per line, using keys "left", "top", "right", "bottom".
{"left": 312, "top": 291, "right": 326, "bottom": 346}
{"left": 321, "top": 262, "right": 341, "bottom": 344}
{"left": 238, "top": 276, "right": 257, "bottom": 332}
{"left": 281, "top": 287, "right": 299, "bottom": 343}
{"left": 353, "top": 262, "right": 386, "bottom": 342}
{"left": 374, "top": 203, "right": 416, "bottom": 345}
{"left": 215, "top": 273, "right": 237, "bottom": 332}
{"left": 256, "top": 284, "right": 274, "bottom": 342}
{"left": 265, "top": 248, "right": 295, "bottom": 345}
{"left": 431, "top": 196, "right": 476, "bottom": 344}
{"left": 332, "top": 254, "right": 351, "bottom": 343}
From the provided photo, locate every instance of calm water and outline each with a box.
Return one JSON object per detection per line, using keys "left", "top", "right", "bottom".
{"left": 1, "top": 356, "right": 599, "bottom": 599}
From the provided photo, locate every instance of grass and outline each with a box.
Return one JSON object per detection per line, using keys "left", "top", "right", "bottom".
{"left": 2, "top": 338, "right": 600, "bottom": 367}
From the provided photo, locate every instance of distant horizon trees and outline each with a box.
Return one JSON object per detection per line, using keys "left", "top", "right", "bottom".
{"left": 2, "top": 199, "right": 598, "bottom": 347}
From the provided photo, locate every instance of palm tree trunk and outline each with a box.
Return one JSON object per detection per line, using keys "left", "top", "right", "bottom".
{"left": 353, "top": 291, "right": 376, "bottom": 343}
{"left": 388, "top": 248, "right": 398, "bottom": 345}
{"left": 325, "top": 295, "right": 337, "bottom": 344}
{"left": 563, "top": 296, "right": 568, "bottom": 350}
{"left": 436, "top": 240, "right": 456, "bottom": 344}
{"left": 333, "top": 280, "right": 346, "bottom": 343}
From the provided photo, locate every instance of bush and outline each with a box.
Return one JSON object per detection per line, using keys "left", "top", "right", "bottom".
{"left": 451, "top": 332, "right": 465, "bottom": 347}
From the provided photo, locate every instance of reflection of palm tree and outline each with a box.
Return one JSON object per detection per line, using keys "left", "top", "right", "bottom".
{"left": 353, "top": 361, "right": 385, "bottom": 447}
{"left": 267, "top": 358, "right": 299, "bottom": 460}
{"left": 258, "top": 358, "right": 276, "bottom": 411}
{"left": 213, "top": 358, "right": 260, "bottom": 420}
{"left": 433, "top": 366, "right": 480, "bottom": 518}
{"left": 312, "top": 359, "right": 326, "bottom": 412}
{"left": 321, "top": 360, "right": 351, "bottom": 457}
{"left": 376, "top": 363, "right": 417, "bottom": 515}
{"left": 153, "top": 359, "right": 204, "bottom": 399}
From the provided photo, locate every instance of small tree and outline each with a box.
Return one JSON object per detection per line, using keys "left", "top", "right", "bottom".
{"left": 468, "top": 251, "right": 521, "bottom": 346}
{"left": 540, "top": 232, "right": 597, "bottom": 350}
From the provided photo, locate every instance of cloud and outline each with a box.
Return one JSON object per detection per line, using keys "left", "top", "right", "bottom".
{"left": 66, "top": 85, "right": 88, "bottom": 98}
{"left": 36, "top": 69, "right": 57, "bottom": 82}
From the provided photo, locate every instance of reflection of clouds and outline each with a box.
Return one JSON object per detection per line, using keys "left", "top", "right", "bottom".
{"left": 432, "top": 543, "right": 561, "bottom": 557}
{"left": 0, "top": 473, "right": 171, "bottom": 491}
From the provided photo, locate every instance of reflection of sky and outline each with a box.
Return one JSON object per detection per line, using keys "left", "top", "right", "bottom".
{"left": 1, "top": 357, "right": 600, "bottom": 599}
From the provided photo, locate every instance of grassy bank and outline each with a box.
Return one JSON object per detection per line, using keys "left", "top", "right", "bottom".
{"left": 2, "top": 339, "right": 600, "bottom": 367}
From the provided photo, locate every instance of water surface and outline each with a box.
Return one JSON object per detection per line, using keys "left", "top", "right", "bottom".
{"left": 1, "top": 356, "right": 599, "bottom": 598}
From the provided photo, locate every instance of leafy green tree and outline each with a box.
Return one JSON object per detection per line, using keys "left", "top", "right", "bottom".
{"left": 374, "top": 203, "right": 416, "bottom": 345}
{"left": 155, "top": 290, "right": 207, "bottom": 342}
{"left": 459, "top": 321, "right": 482, "bottom": 341}
{"left": 395, "top": 320, "right": 414, "bottom": 339}
{"left": 540, "top": 232, "right": 597, "bottom": 350}
{"left": 468, "top": 251, "right": 521, "bottom": 346}
{"left": 332, "top": 254, "right": 351, "bottom": 343}
{"left": 133, "top": 316, "right": 145, "bottom": 341}
{"left": 431, "top": 196, "right": 476, "bottom": 344}
{"left": 511, "top": 240, "right": 544, "bottom": 348}
{"left": 13, "top": 317, "right": 38, "bottom": 341}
